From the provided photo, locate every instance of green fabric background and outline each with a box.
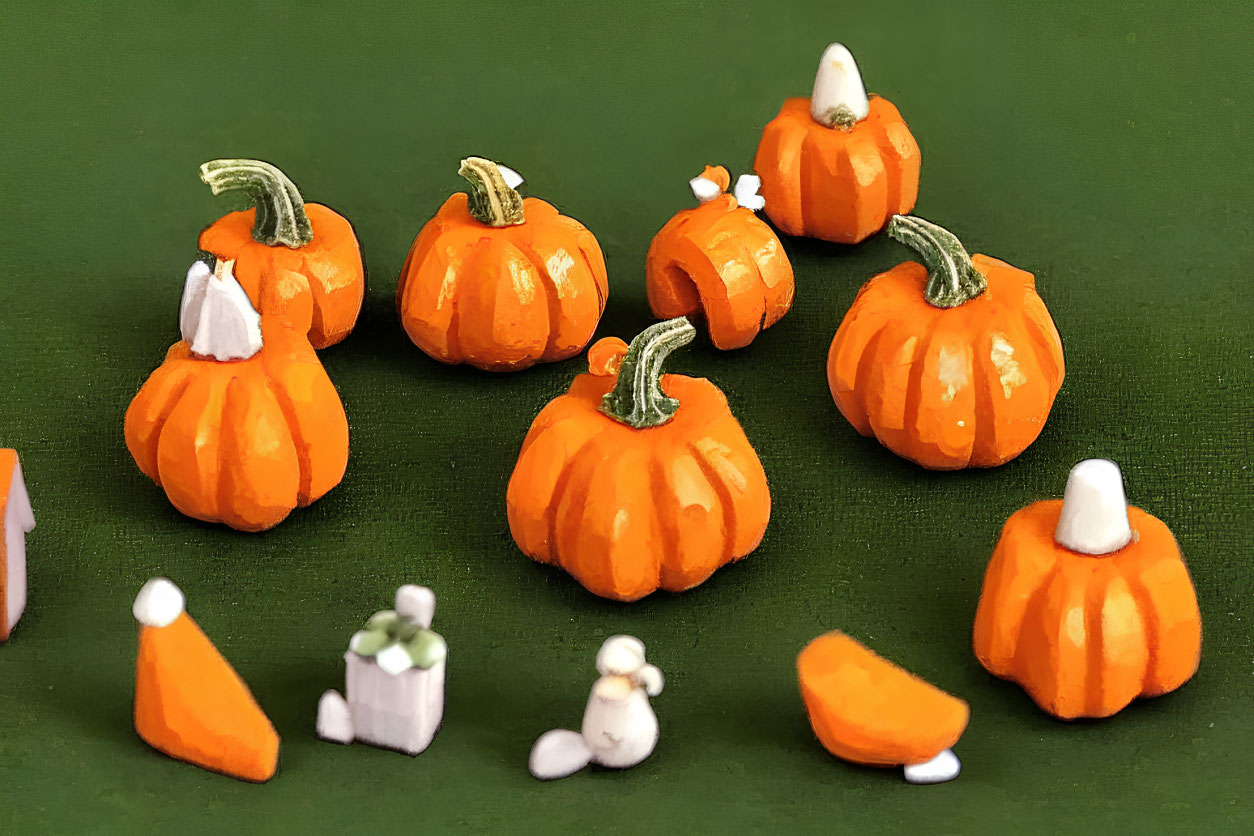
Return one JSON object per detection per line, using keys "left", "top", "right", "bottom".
{"left": 1, "top": 0, "right": 1250, "bottom": 832}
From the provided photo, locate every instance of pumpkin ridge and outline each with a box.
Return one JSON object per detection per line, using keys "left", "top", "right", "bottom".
{"left": 867, "top": 105, "right": 904, "bottom": 213}
{"left": 645, "top": 448, "right": 676, "bottom": 592}
{"left": 685, "top": 437, "right": 737, "bottom": 564}
{"left": 838, "top": 129, "right": 887, "bottom": 243}
{"left": 1082, "top": 563, "right": 1113, "bottom": 717}
{"left": 1014, "top": 301, "right": 1065, "bottom": 390}
{"left": 1123, "top": 562, "right": 1164, "bottom": 697}
{"left": 158, "top": 372, "right": 231, "bottom": 523}
{"left": 128, "top": 363, "right": 196, "bottom": 483}
{"left": 1010, "top": 562, "right": 1062, "bottom": 687}
{"left": 215, "top": 375, "right": 247, "bottom": 527}
{"left": 260, "top": 362, "right": 313, "bottom": 505}
{"left": 901, "top": 316, "right": 947, "bottom": 464}
{"left": 969, "top": 328, "right": 999, "bottom": 465}
{"left": 797, "top": 130, "right": 825, "bottom": 239}
{"left": 548, "top": 429, "right": 612, "bottom": 576}
{"left": 844, "top": 321, "right": 894, "bottom": 435}
{"left": 508, "top": 237, "right": 571, "bottom": 360}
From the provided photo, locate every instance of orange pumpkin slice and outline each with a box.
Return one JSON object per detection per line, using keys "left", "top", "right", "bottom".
{"left": 798, "top": 631, "right": 968, "bottom": 781}
{"left": 133, "top": 578, "right": 279, "bottom": 782}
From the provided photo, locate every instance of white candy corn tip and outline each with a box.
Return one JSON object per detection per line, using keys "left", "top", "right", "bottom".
{"left": 497, "top": 164, "right": 524, "bottom": 190}
{"left": 903, "top": 749, "right": 961, "bottom": 785}
{"left": 133, "top": 577, "right": 185, "bottom": 627}
{"left": 733, "top": 174, "right": 766, "bottom": 212}
{"left": 180, "top": 259, "right": 263, "bottom": 361}
{"left": 395, "top": 584, "right": 436, "bottom": 628}
{"left": 811, "top": 42, "right": 870, "bottom": 127}
{"left": 1054, "top": 459, "right": 1134, "bottom": 555}
{"left": 596, "top": 635, "right": 647, "bottom": 677}
{"left": 689, "top": 175, "right": 722, "bottom": 204}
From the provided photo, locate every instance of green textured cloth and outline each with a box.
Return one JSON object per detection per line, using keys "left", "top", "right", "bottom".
{"left": 0, "top": 1, "right": 1250, "bottom": 832}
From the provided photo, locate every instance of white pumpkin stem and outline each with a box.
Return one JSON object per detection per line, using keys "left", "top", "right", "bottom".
{"left": 1054, "top": 459, "right": 1134, "bottom": 555}
{"left": 179, "top": 259, "right": 263, "bottom": 361}
{"left": 810, "top": 43, "right": 870, "bottom": 129}
{"left": 689, "top": 176, "right": 722, "bottom": 204}
{"left": 733, "top": 174, "right": 766, "bottom": 212}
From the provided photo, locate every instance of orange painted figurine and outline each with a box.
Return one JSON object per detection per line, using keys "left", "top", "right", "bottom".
{"left": 827, "top": 215, "right": 1064, "bottom": 469}
{"left": 973, "top": 459, "right": 1202, "bottom": 719}
{"left": 124, "top": 259, "right": 349, "bottom": 532}
{"left": 754, "top": 43, "right": 920, "bottom": 244}
{"left": 397, "top": 157, "right": 608, "bottom": 372}
{"left": 798, "top": 631, "right": 968, "bottom": 784}
{"left": 646, "top": 165, "right": 794, "bottom": 350}
{"left": 133, "top": 577, "right": 280, "bottom": 782}
{"left": 198, "top": 158, "right": 365, "bottom": 349}
{"left": 0, "top": 450, "right": 35, "bottom": 642}
{"left": 506, "top": 317, "right": 770, "bottom": 601}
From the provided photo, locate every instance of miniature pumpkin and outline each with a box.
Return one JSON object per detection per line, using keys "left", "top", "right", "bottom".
{"left": 753, "top": 43, "right": 920, "bottom": 244}
{"left": 826, "top": 215, "right": 1064, "bottom": 469}
{"left": 397, "top": 157, "right": 608, "bottom": 372}
{"left": 506, "top": 317, "right": 770, "bottom": 601}
{"left": 124, "top": 260, "right": 349, "bottom": 532}
{"left": 198, "top": 158, "right": 365, "bottom": 349}
{"left": 798, "top": 631, "right": 968, "bottom": 783}
{"left": 646, "top": 166, "right": 794, "bottom": 350}
{"left": 1, "top": 449, "right": 35, "bottom": 642}
{"left": 973, "top": 459, "right": 1202, "bottom": 719}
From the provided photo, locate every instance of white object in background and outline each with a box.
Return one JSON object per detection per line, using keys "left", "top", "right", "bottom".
{"left": 903, "top": 748, "right": 961, "bottom": 785}
{"left": 1054, "top": 459, "right": 1134, "bottom": 555}
{"left": 810, "top": 43, "right": 870, "bottom": 128}
{"left": 1, "top": 451, "right": 36, "bottom": 641}
{"left": 733, "top": 174, "right": 766, "bottom": 212}
{"left": 179, "top": 259, "right": 263, "bottom": 361}
{"left": 528, "top": 635, "right": 664, "bottom": 780}
{"left": 316, "top": 585, "right": 447, "bottom": 755}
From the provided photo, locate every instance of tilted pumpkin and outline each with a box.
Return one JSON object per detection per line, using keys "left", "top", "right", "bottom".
{"left": 646, "top": 166, "right": 794, "bottom": 350}
{"left": 826, "top": 215, "right": 1064, "bottom": 469}
{"left": 753, "top": 43, "right": 920, "bottom": 244}
{"left": 397, "top": 157, "right": 608, "bottom": 372}
{"left": 124, "top": 259, "right": 349, "bottom": 532}
{"left": 198, "top": 158, "right": 365, "bottom": 349}
{"left": 506, "top": 317, "right": 770, "bottom": 601}
{"left": 973, "top": 459, "right": 1202, "bottom": 719}
{"left": 798, "top": 631, "right": 969, "bottom": 784}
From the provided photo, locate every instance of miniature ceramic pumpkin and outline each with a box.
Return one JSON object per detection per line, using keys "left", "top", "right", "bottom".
{"left": 124, "top": 260, "right": 349, "bottom": 532}
{"left": 396, "top": 157, "right": 608, "bottom": 372}
{"left": 506, "top": 317, "right": 770, "bottom": 601}
{"left": 753, "top": 43, "right": 920, "bottom": 244}
{"left": 0, "top": 449, "right": 35, "bottom": 642}
{"left": 798, "top": 631, "right": 968, "bottom": 784}
{"left": 646, "top": 166, "right": 794, "bottom": 350}
{"left": 198, "top": 158, "right": 365, "bottom": 349}
{"left": 973, "top": 460, "right": 1202, "bottom": 719}
{"left": 826, "top": 215, "right": 1064, "bottom": 469}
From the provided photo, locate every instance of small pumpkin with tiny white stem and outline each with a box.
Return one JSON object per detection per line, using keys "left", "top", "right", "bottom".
{"left": 646, "top": 165, "right": 794, "bottom": 349}
{"left": 973, "top": 459, "right": 1202, "bottom": 719}
{"left": 754, "top": 43, "right": 921, "bottom": 244}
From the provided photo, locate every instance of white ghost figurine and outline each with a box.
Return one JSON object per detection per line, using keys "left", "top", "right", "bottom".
{"left": 528, "top": 635, "right": 664, "bottom": 780}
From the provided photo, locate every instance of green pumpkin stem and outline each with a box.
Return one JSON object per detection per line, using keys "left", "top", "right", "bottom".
{"left": 601, "top": 317, "right": 696, "bottom": 429}
{"left": 888, "top": 215, "right": 987, "bottom": 308}
{"left": 200, "top": 159, "right": 314, "bottom": 248}
{"left": 459, "top": 157, "right": 525, "bottom": 227}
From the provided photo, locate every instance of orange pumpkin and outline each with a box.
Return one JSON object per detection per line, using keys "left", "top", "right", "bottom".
{"left": 973, "top": 460, "right": 1202, "bottom": 719}
{"left": 827, "top": 215, "right": 1064, "bottom": 469}
{"left": 506, "top": 317, "right": 770, "bottom": 601}
{"left": 646, "top": 166, "right": 794, "bottom": 349}
{"left": 753, "top": 43, "right": 920, "bottom": 244}
{"left": 397, "top": 157, "right": 608, "bottom": 372}
{"left": 198, "top": 158, "right": 365, "bottom": 349}
{"left": 798, "top": 631, "right": 968, "bottom": 779}
{"left": 125, "top": 260, "right": 349, "bottom": 532}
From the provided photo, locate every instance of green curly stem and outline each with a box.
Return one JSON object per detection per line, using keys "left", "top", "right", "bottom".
{"left": 459, "top": 157, "right": 525, "bottom": 227}
{"left": 199, "top": 159, "right": 313, "bottom": 248}
{"left": 888, "top": 215, "right": 988, "bottom": 308}
{"left": 600, "top": 317, "right": 696, "bottom": 429}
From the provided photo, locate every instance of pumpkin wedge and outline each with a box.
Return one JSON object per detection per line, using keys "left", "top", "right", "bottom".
{"left": 133, "top": 578, "right": 279, "bottom": 782}
{"left": 798, "top": 631, "right": 968, "bottom": 782}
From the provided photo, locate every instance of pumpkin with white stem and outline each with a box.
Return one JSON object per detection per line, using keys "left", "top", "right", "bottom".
{"left": 124, "top": 259, "right": 349, "bottom": 532}
{"left": 973, "top": 459, "right": 1203, "bottom": 719}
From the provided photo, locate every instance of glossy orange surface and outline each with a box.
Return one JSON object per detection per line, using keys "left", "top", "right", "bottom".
{"left": 124, "top": 319, "right": 349, "bottom": 532}
{"left": 646, "top": 166, "right": 794, "bottom": 350}
{"left": 199, "top": 204, "right": 365, "bottom": 349}
{"left": 396, "top": 194, "right": 608, "bottom": 372}
{"left": 973, "top": 500, "right": 1202, "bottom": 719}
{"left": 827, "top": 256, "right": 1064, "bottom": 469}
{"left": 505, "top": 338, "right": 770, "bottom": 601}
{"left": 798, "top": 631, "right": 969, "bottom": 767}
{"left": 753, "top": 96, "right": 920, "bottom": 244}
